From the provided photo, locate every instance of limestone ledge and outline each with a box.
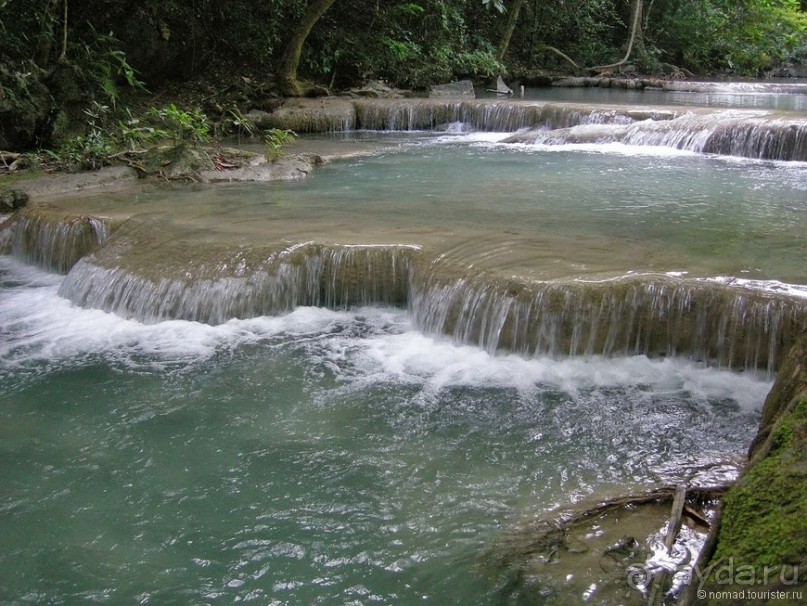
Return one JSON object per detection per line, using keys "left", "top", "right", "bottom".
{"left": 0, "top": 152, "right": 324, "bottom": 203}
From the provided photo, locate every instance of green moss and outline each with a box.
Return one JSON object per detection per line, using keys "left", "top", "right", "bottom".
{"left": 0, "top": 169, "right": 45, "bottom": 188}
{"left": 710, "top": 395, "right": 807, "bottom": 576}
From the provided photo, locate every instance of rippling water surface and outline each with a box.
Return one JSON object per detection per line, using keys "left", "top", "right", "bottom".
{"left": 0, "top": 259, "right": 770, "bottom": 604}
{"left": 49, "top": 136, "right": 807, "bottom": 283}
{"left": 2, "top": 101, "right": 805, "bottom": 602}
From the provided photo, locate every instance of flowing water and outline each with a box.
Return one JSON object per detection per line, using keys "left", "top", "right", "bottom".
{"left": 1, "top": 85, "right": 806, "bottom": 604}
{"left": 487, "top": 82, "right": 807, "bottom": 112}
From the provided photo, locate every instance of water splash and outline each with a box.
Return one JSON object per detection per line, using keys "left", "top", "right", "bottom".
{"left": 408, "top": 272, "right": 806, "bottom": 375}
{"left": 503, "top": 112, "right": 807, "bottom": 161}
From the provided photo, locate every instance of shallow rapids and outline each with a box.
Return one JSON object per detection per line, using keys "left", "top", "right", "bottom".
{"left": 0, "top": 258, "right": 768, "bottom": 604}
{"left": 0, "top": 88, "right": 805, "bottom": 603}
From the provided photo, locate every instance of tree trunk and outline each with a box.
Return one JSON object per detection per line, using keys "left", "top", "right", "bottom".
{"left": 591, "top": 0, "right": 643, "bottom": 71}
{"left": 277, "top": 0, "right": 338, "bottom": 97}
{"left": 36, "top": 0, "right": 62, "bottom": 66}
{"left": 496, "top": 0, "right": 527, "bottom": 62}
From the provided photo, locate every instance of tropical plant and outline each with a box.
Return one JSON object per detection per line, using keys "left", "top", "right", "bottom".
{"left": 148, "top": 104, "right": 211, "bottom": 147}
{"left": 264, "top": 129, "right": 296, "bottom": 161}
{"left": 229, "top": 109, "right": 257, "bottom": 144}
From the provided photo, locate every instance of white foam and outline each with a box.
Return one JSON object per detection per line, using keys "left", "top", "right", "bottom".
{"left": 0, "top": 257, "right": 773, "bottom": 408}
{"left": 0, "top": 257, "right": 356, "bottom": 371}
{"left": 701, "top": 276, "right": 807, "bottom": 300}
{"left": 321, "top": 321, "right": 771, "bottom": 409}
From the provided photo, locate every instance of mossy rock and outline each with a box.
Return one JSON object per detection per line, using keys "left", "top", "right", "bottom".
{"left": 695, "top": 336, "right": 807, "bottom": 603}
{"left": 0, "top": 190, "right": 29, "bottom": 212}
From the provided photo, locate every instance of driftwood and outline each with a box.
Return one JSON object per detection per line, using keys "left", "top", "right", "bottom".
{"left": 1, "top": 151, "right": 20, "bottom": 168}
{"left": 648, "top": 484, "right": 688, "bottom": 605}
{"left": 542, "top": 45, "right": 582, "bottom": 71}
{"left": 481, "top": 484, "right": 728, "bottom": 574}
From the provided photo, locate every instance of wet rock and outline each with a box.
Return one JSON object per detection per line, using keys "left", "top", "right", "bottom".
{"left": 428, "top": 80, "right": 475, "bottom": 98}
{"left": 199, "top": 154, "right": 322, "bottom": 183}
{"left": 264, "top": 99, "right": 356, "bottom": 132}
{"left": 163, "top": 146, "right": 216, "bottom": 179}
{"left": 0, "top": 190, "right": 29, "bottom": 212}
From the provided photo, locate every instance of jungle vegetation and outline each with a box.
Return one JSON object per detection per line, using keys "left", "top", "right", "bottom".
{"left": 0, "top": 0, "right": 805, "bottom": 151}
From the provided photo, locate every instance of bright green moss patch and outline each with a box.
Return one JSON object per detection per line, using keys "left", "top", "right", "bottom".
{"left": 710, "top": 394, "right": 807, "bottom": 575}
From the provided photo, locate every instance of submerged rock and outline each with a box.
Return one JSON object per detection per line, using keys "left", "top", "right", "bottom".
{"left": 480, "top": 487, "right": 724, "bottom": 605}
{"left": 428, "top": 80, "right": 475, "bottom": 98}
{"left": 199, "top": 153, "right": 323, "bottom": 183}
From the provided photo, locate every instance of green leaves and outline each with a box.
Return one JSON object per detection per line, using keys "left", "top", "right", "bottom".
{"left": 264, "top": 129, "right": 296, "bottom": 161}
{"left": 148, "top": 104, "right": 211, "bottom": 147}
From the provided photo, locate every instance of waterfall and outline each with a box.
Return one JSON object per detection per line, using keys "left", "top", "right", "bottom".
{"left": 408, "top": 273, "right": 807, "bottom": 374}
{"left": 58, "top": 243, "right": 415, "bottom": 324}
{"left": 352, "top": 100, "right": 680, "bottom": 132}
{"left": 502, "top": 112, "right": 807, "bottom": 161}
{"left": 53, "top": 226, "right": 807, "bottom": 371}
{"left": 0, "top": 208, "right": 113, "bottom": 274}
{"left": 258, "top": 98, "right": 807, "bottom": 161}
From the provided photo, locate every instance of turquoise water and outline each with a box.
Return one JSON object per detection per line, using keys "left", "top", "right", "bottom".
{"left": 0, "top": 258, "right": 769, "bottom": 604}
{"left": 2, "top": 117, "right": 806, "bottom": 603}
{"left": 52, "top": 137, "right": 807, "bottom": 283}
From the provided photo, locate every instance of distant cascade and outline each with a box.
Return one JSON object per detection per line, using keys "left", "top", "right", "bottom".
{"left": 504, "top": 113, "right": 807, "bottom": 162}
{"left": 352, "top": 99, "right": 806, "bottom": 161}
{"left": 0, "top": 208, "right": 112, "bottom": 274}
{"left": 408, "top": 272, "right": 807, "bottom": 374}
{"left": 58, "top": 243, "right": 415, "bottom": 324}
{"left": 353, "top": 100, "right": 678, "bottom": 132}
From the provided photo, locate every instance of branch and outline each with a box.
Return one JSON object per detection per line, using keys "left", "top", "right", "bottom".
{"left": 590, "top": 0, "right": 643, "bottom": 72}
{"left": 542, "top": 45, "right": 581, "bottom": 70}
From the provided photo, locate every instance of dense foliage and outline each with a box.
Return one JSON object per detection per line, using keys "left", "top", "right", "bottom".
{"left": 0, "top": 0, "right": 804, "bottom": 149}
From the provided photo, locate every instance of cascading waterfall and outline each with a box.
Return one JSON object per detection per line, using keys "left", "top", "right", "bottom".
{"left": 407, "top": 271, "right": 806, "bottom": 374}
{"left": 352, "top": 99, "right": 680, "bottom": 132}
{"left": 48, "top": 214, "right": 806, "bottom": 371}
{"left": 261, "top": 98, "right": 807, "bottom": 161}
{"left": 502, "top": 112, "right": 807, "bottom": 162}
{"left": 0, "top": 211, "right": 798, "bottom": 370}
{"left": 59, "top": 242, "right": 416, "bottom": 324}
{"left": 0, "top": 207, "right": 113, "bottom": 273}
